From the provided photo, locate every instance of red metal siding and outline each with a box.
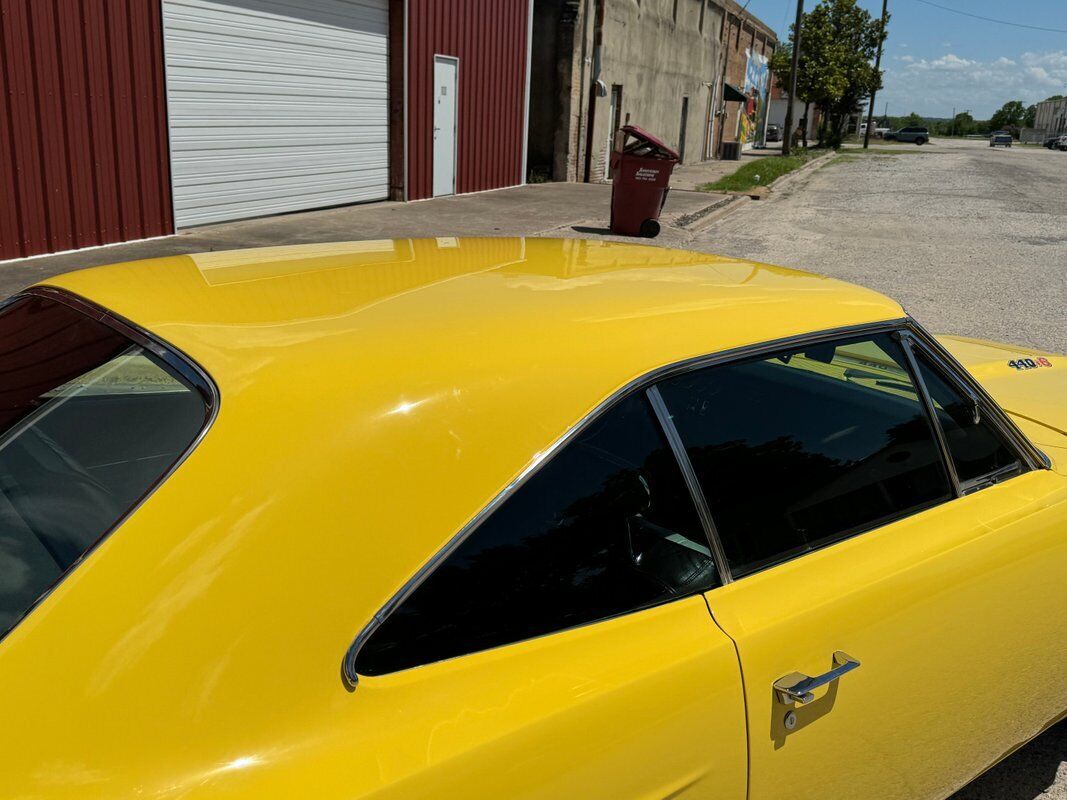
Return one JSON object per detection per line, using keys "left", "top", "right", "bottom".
{"left": 407, "top": 0, "right": 530, "bottom": 200}
{"left": 0, "top": 0, "right": 172, "bottom": 261}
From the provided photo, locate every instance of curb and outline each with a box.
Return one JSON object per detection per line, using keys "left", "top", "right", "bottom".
{"left": 766, "top": 150, "right": 836, "bottom": 192}
{"left": 680, "top": 195, "right": 751, "bottom": 231}
{"left": 679, "top": 150, "right": 837, "bottom": 231}
{"left": 668, "top": 194, "right": 738, "bottom": 229}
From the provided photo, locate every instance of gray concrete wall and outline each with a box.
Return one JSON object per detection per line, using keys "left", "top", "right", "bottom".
{"left": 589, "top": 0, "right": 725, "bottom": 175}
{"left": 532, "top": 0, "right": 725, "bottom": 182}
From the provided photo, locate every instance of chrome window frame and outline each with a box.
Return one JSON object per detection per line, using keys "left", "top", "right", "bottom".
{"left": 0, "top": 286, "right": 220, "bottom": 647}
{"left": 343, "top": 317, "right": 1047, "bottom": 686}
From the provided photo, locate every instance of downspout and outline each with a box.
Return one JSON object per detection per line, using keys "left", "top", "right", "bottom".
{"left": 582, "top": 0, "right": 605, "bottom": 183}
{"left": 574, "top": 0, "right": 592, "bottom": 181}
{"left": 715, "top": 11, "right": 732, "bottom": 159}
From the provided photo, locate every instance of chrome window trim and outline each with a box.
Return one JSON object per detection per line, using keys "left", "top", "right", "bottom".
{"left": 342, "top": 315, "right": 1051, "bottom": 686}
{"left": 905, "top": 319, "right": 1047, "bottom": 474}
{"left": 0, "top": 286, "right": 220, "bottom": 648}
{"left": 646, "top": 385, "right": 733, "bottom": 585}
{"left": 899, "top": 331, "right": 963, "bottom": 497}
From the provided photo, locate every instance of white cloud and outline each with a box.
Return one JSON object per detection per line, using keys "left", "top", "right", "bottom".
{"left": 880, "top": 50, "right": 1067, "bottom": 118}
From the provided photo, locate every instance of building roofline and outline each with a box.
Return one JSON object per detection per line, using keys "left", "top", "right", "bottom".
{"left": 714, "top": 0, "right": 779, "bottom": 42}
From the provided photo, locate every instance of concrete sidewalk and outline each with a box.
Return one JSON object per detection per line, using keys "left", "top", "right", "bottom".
{"left": 0, "top": 181, "right": 731, "bottom": 297}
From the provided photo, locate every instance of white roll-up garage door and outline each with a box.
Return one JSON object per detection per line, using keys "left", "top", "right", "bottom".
{"left": 163, "top": 0, "right": 389, "bottom": 228}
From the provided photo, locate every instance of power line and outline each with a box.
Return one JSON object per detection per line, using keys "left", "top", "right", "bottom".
{"left": 910, "top": 0, "right": 1067, "bottom": 35}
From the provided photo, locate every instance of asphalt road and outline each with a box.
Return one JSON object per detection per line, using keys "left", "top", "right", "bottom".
{"left": 692, "top": 138, "right": 1067, "bottom": 354}
{"left": 696, "top": 137, "right": 1067, "bottom": 799}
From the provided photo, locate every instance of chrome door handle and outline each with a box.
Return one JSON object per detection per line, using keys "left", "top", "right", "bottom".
{"left": 774, "top": 651, "right": 860, "bottom": 705}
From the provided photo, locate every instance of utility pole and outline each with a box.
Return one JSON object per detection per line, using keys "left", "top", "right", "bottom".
{"left": 782, "top": 0, "right": 804, "bottom": 156}
{"left": 950, "top": 106, "right": 955, "bottom": 137}
{"left": 863, "top": 0, "right": 889, "bottom": 149}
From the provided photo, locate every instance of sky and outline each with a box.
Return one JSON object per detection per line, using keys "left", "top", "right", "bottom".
{"left": 740, "top": 0, "right": 1067, "bottom": 119}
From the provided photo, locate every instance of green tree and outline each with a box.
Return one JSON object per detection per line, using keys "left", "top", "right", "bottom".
{"left": 1024, "top": 104, "right": 1037, "bottom": 128}
{"left": 989, "top": 100, "right": 1026, "bottom": 132}
{"left": 952, "top": 111, "right": 975, "bottom": 136}
{"left": 785, "top": 0, "right": 889, "bottom": 149}
{"left": 902, "top": 112, "right": 925, "bottom": 127}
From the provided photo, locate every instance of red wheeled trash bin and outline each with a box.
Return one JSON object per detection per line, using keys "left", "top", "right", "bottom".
{"left": 609, "top": 125, "right": 680, "bottom": 238}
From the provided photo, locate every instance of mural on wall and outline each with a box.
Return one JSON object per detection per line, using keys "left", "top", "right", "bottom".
{"left": 739, "top": 48, "right": 770, "bottom": 149}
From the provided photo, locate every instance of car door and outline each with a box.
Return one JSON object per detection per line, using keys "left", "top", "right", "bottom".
{"left": 653, "top": 328, "right": 1067, "bottom": 800}
{"left": 341, "top": 391, "right": 748, "bottom": 799}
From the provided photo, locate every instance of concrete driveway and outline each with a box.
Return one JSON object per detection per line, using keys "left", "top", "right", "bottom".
{"left": 690, "top": 137, "right": 1067, "bottom": 353}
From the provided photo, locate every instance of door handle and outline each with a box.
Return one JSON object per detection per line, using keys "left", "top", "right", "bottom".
{"left": 773, "top": 651, "right": 860, "bottom": 705}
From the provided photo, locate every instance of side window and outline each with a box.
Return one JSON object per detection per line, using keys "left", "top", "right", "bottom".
{"left": 912, "top": 352, "right": 1020, "bottom": 487}
{"left": 355, "top": 392, "right": 717, "bottom": 676}
{"left": 0, "top": 295, "right": 211, "bottom": 637}
{"left": 656, "top": 333, "right": 953, "bottom": 577}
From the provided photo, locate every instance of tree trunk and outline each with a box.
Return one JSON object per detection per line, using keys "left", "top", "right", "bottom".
{"left": 802, "top": 101, "right": 811, "bottom": 148}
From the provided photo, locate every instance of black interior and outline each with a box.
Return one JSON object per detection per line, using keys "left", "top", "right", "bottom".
{"left": 356, "top": 392, "right": 717, "bottom": 676}
{"left": 659, "top": 338, "right": 954, "bottom": 576}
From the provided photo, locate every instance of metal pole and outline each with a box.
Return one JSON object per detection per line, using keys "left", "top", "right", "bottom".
{"left": 781, "top": 0, "right": 804, "bottom": 156}
{"left": 863, "top": 0, "right": 889, "bottom": 149}
{"left": 950, "top": 106, "right": 955, "bottom": 137}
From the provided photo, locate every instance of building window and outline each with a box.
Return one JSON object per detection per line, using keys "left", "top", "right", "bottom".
{"left": 699, "top": 0, "right": 706, "bottom": 33}
{"left": 673, "top": 0, "right": 679, "bottom": 24}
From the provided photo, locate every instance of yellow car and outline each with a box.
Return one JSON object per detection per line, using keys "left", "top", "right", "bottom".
{"left": 2, "top": 238, "right": 1065, "bottom": 800}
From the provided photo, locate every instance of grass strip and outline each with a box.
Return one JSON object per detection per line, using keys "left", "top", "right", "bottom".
{"left": 700, "top": 151, "right": 817, "bottom": 192}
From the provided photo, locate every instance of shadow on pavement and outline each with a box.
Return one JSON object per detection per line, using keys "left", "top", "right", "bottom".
{"left": 950, "top": 719, "right": 1067, "bottom": 799}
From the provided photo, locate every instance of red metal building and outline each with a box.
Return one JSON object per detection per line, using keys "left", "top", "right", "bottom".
{"left": 1, "top": 0, "right": 533, "bottom": 261}
{"left": 403, "top": 0, "right": 532, "bottom": 200}
{"left": 0, "top": 0, "right": 172, "bottom": 262}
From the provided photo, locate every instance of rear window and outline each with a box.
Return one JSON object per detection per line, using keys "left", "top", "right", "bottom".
{"left": 0, "top": 294, "right": 213, "bottom": 638}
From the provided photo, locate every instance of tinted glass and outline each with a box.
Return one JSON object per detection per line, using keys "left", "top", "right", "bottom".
{"left": 356, "top": 392, "right": 716, "bottom": 676}
{"left": 913, "top": 353, "right": 1019, "bottom": 485}
{"left": 0, "top": 296, "right": 209, "bottom": 637}
{"left": 657, "top": 334, "right": 952, "bottom": 576}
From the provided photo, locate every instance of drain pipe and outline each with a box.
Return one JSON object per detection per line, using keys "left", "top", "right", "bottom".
{"left": 582, "top": 0, "right": 606, "bottom": 183}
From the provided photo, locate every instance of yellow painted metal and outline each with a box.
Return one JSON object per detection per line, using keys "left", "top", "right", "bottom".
{"left": 5, "top": 238, "right": 1063, "bottom": 798}
{"left": 707, "top": 467, "right": 1067, "bottom": 800}
{"left": 3, "top": 239, "right": 898, "bottom": 797}
{"left": 938, "top": 334, "right": 1067, "bottom": 437}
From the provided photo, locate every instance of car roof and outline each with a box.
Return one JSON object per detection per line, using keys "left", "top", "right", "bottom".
{"left": 26, "top": 239, "right": 904, "bottom": 706}
{"left": 43, "top": 237, "right": 902, "bottom": 586}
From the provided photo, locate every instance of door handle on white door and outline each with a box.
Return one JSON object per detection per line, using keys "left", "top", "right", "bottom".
{"left": 773, "top": 651, "right": 860, "bottom": 705}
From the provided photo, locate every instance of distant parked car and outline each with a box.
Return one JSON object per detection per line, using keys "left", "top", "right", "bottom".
{"left": 883, "top": 126, "right": 929, "bottom": 145}
{"left": 989, "top": 132, "right": 1012, "bottom": 148}
{"left": 1058, "top": 135, "right": 1067, "bottom": 152}
{"left": 1044, "top": 135, "right": 1064, "bottom": 149}
{"left": 765, "top": 124, "right": 782, "bottom": 143}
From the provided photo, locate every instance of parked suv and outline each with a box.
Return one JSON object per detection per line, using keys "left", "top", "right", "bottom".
{"left": 883, "top": 126, "right": 929, "bottom": 145}
{"left": 989, "top": 131, "right": 1013, "bottom": 148}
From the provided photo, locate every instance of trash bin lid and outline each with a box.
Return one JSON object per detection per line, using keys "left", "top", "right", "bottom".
{"left": 620, "top": 125, "right": 680, "bottom": 161}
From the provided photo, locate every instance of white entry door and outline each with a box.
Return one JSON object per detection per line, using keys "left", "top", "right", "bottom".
{"left": 433, "top": 56, "right": 458, "bottom": 197}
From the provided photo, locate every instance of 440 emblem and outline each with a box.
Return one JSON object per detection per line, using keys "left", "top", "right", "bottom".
{"left": 1008, "top": 357, "right": 1053, "bottom": 371}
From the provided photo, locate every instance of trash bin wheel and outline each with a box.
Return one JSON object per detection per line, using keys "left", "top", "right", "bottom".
{"left": 640, "top": 219, "right": 661, "bottom": 238}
